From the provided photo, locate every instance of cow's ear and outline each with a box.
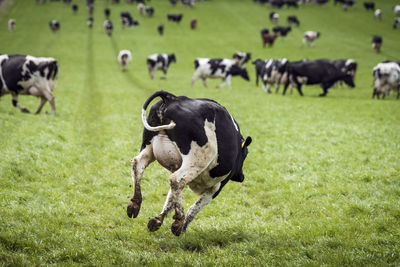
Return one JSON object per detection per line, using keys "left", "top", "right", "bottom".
{"left": 242, "top": 136, "right": 252, "bottom": 148}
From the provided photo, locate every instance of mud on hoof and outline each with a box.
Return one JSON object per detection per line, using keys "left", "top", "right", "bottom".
{"left": 127, "top": 201, "right": 141, "bottom": 218}
{"left": 21, "top": 108, "right": 30, "bottom": 113}
{"left": 148, "top": 217, "right": 163, "bottom": 232}
{"left": 171, "top": 217, "right": 185, "bottom": 236}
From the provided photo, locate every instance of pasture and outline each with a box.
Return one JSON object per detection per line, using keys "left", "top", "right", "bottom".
{"left": 0, "top": 0, "right": 399, "bottom": 265}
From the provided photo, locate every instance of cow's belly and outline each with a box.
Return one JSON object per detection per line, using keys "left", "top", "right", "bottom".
{"left": 188, "top": 171, "right": 228, "bottom": 195}
{"left": 152, "top": 134, "right": 182, "bottom": 172}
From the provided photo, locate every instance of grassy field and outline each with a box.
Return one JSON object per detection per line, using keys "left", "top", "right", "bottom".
{"left": 0, "top": 0, "right": 399, "bottom": 265}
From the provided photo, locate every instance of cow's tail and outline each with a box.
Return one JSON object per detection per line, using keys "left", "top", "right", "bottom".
{"left": 141, "top": 90, "right": 177, "bottom": 132}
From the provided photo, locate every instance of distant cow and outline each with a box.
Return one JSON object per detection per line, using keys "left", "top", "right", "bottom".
{"left": 394, "top": 5, "right": 400, "bottom": 16}
{"left": 127, "top": 90, "right": 252, "bottom": 236}
{"left": 145, "top": 7, "right": 154, "bottom": 17}
{"left": 167, "top": 14, "right": 183, "bottom": 23}
{"left": 232, "top": 52, "right": 251, "bottom": 66}
{"left": 372, "top": 35, "right": 382, "bottom": 53}
{"left": 0, "top": 55, "right": 58, "bottom": 114}
{"left": 273, "top": 26, "right": 291, "bottom": 38}
{"left": 374, "top": 9, "right": 382, "bottom": 20}
{"left": 287, "top": 15, "right": 300, "bottom": 26}
{"left": 87, "top": 16, "right": 93, "bottom": 28}
{"left": 270, "top": 0, "right": 284, "bottom": 8}
{"left": 157, "top": 24, "right": 164, "bottom": 35}
{"left": 285, "top": 0, "right": 299, "bottom": 8}
{"left": 332, "top": 59, "right": 358, "bottom": 87}
{"left": 253, "top": 58, "right": 288, "bottom": 93}
{"left": 104, "top": 8, "right": 111, "bottom": 18}
{"left": 147, "top": 53, "right": 176, "bottom": 79}
{"left": 72, "top": 4, "right": 78, "bottom": 13}
{"left": 281, "top": 59, "right": 355, "bottom": 96}
{"left": 394, "top": 18, "right": 400, "bottom": 29}
{"left": 363, "top": 2, "right": 375, "bottom": 10}
{"left": 49, "top": 20, "right": 60, "bottom": 32}
{"left": 104, "top": 20, "right": 113, "bottom": 36}
{"left": 138, "top": 3, "right": 145, "bottom": 14}
{"left": 372, "top": 62, "right": 400, "bottom": 99}
{"left": 190, "top": 19, "right": 197, "bottom": 30}
{"left": 118, "top": 50, "right": 132, "bottom": 71}
{"left": 191, "top": 58, "right": 250, "bottom": 88}
{"left": 342, "top": 0, "right": 355, "bottom": 11}
{"left": 269, "top": 12, "right": 279, "bottom": 24}
{"left": 303, "top": 31, "right": 320, "bottom": 46}
{"left": 262, "top": 33, "right": 278, "bottom": 47}
{"left": 121, "top": 12, "right": 139, "bottom": 28}
{"left": 8, "top": 19, "right": 15, "bottom": 32}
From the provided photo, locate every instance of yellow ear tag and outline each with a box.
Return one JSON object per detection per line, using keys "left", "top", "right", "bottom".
{"left": 241, "top": 141, "right": 246, "bottom": 148}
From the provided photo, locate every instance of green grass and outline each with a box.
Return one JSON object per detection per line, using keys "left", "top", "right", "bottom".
{"left": 0, "top": 0, "right": 399, "bottom": 265}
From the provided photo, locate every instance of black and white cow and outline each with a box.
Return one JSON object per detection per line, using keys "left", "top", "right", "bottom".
{"left": 364, "top": 2, "right": 375, "bottom": 10}
{"left": 167, "top": 14, "right": 183, "bottom": 23}
{"left": 273, "top": 26, "right": 292, "bottom": 38}
{"left": 8, "top": 19, "right": 16, "bottom": 32}
{"left": 393, "top": 18, "right": 400, "bottom": 29}
{"left": 332, "top": 59, "right": 357, "bottom": 87}
{"left": 147, "top": 54, "right": 176, "bottom": 79}
{"left": 126, "top": 90, "right": 252, "bottom": 236}
{"left": 49, "top": 20, "right": 60, "bottom": 32}
{"left": 281, "top": 59, "right": 355, "bottom": 96}
{"left": 121, "top": 12, "right": 139, "bottom": 28}
{"left": 191, "top": 58, "right": 250, "bottom": 88}
{"left": 303, "top": 31, "right": 320, "bottom": 46}
{"left": 87, "top": 16, "right": 94, "bottom": 28}
{"left": 287, "top": 15, "right": 300, "bottom": 26}
{"left": 118, "top": 50, "right": 132, "bottom": 71}
{"left": 374, "top": 9, "right": 382, "bottom": 20}
{"left": 394, "top": 5, "right": 400, "bottom": 16}
{"left": 372, "top": 35, "right": 382, "bottom": 53}
{"left": 269, "top": 12, "right": 279, "bottom": 24}
{"left": 372, "top": 62, "right": 400, "bottom": 99}
{"left": 145, "top": 7, "right": 154, "bottom": 17}
{"left": 232, "top": 52, "right": 251, "bottom": 67}
{"left": 0, "top": 55, "right": 58, "bottom": 114}
{"left": 104, "top": 20, "right": 113, "bottom": 36}
{"left": 253, "top": 58, "right": 288, "bottom": 93}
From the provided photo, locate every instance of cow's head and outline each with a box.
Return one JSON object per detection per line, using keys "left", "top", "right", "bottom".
{"left": 230, "top": 65, "right": 250, "bottom": 81}
{"left": 168, "top": 54, "right": 176, "bottom": 63}
{"left": 343, "top": 74, "right": 355, "bottom": 88}
{"left": 230, "top": 136, "right": 252, "bottom": 182}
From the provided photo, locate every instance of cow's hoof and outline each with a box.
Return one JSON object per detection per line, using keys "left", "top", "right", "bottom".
{"left": 21, "top": 108, "right": 30, "bottom": 113}
{"left": 148, "top": 217, "right": 163, "bottom": 232}
{"left": 318, "top": 93, "right": 327, "bottom": 97}
{"left": 127, "top": 201, "right": 141, "bottom": 218}
{"left": 171, "top": 220, "right": 184, "bottom": 236}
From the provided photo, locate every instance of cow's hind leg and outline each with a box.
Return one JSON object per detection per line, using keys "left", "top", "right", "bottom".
{"left": 127, "top": 144, "right": 155, "bottom": 219}
{"left": 35, "top": 97, "right": 47, "bottom": 114}
{"left": 11, "top": 94, "right": 30, "bottom": 113}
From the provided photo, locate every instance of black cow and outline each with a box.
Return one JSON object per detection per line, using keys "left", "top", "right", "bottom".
{"left": 145, "top": 7, "right": 154, "bottom": 17}
{"left": 72, "top": 4, "right": 78, "bottom": 13}
{"left": 121, "top": 12, "right": 139, "bottom": 28}
{"left": 372, "top": 35, "right": 382, "bottom": 53}
{"left": 167, "top": 14, "right": 183, "bottom": 23}
{"left": 104, "top": 8, "right": 110, "bottom": 19}
{"left": 126, "top": 90, "right": 252, "bottom": 236}
{"left": 49, "top": 20, "right": 60, "bottom": 32}
{"left": 273, "top": 26, "right": 291, "bottom": 37}
{"left": 0, "top": 55, "right": 58, "bottom": 114}
{"left": 282, "top": 59, "right": 355, "bottom": 96}
{"left": 104, "top": 20, "right": 113, "bottom": 36}
{"left": 285, "top": 0, "right": 299, "bottom": 8}
{"left": 363, "top": 2, "right": 375, "bottom": 10}
{"left": 332, "top": 59, "right": 357, "bottom": 86}
{"left": 287, "top": 15, "right": 300, "bottom": 26}
{"left": 192, "top": 58, "right": 250, "bottom": 88}
{"left": 147, "top": 54, "right": 176, "bottom": 79}
{"left": 270, "top": 0, "right": 285, "bottom": 8}
{"left": 157, "top": 24, "right": 164, "bottom": 35}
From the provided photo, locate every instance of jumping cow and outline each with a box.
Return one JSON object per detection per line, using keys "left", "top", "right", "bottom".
{"left": 126, "top": 90, "right": 252, "bottom": 236}
{"left": 0, "top": 54, "right": 59, "bottom": 114}
{"left": 191, "top": 58, "right": 250, "bottom": 88}
{"left": 147, "top": 53, "right": 176, "bottom": 79}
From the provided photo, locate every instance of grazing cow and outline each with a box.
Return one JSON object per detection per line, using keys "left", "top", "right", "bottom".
{"left": 8, "top": 19, "right": 16, "bottom": 32}
{"left": 372, "top": 62, "right": 400, "bottom": 99}
{"left": 374, "top": 9, "right": 382, "bottom": 20}
{"left": 394, "top": 5, "right": 400, "bottom": 16}
{"left": 137, "top": 3, "right": 145, "bottom": 15}
{"left": 273, "top": 26, "right": 291, "bottom": 38}
{"left": 262, "top": 33, "right": 278, "bottom": 47}
{"left": 72, "top": 4, "right": 78, "bottom": 13}
{"left": 285, "top": 0, "right": 299, "bottom": 8}
{"left": 269, "top": 12, "right": 279, "bottom": 24}
{"left": 118, "top": 50, "right": 132, "bottom": 71}
{"left": 104, "top": 20, "right": 113, "bottom": 36}
{"left": 157, "top": 24, "right": 164, "bottom": 35}
{"left": 232, "top": 52, "right": 251, "bottom": 66}
{"left": 145, "top": 7, "right": 154, "bottom": 17}
{"left": 190, "top": 19, "right": 197, "bottom": 30}
{"left": 303, "top": 31, "right": 320, "bottom": 46}
{"left": 49, "top": 20, "right": 60, "bottom": 32}
{"left": 372, "top": 35, "right": 382, "bottom": 53}
{"left": 147, "top": 54, "right": 176, "bottom": 79}
{"left": 394, "top": 18, "right": 400, "bottom": 29}
{"left": 104, "top": 8, "right": 111, "bottom": 19}
{"left": 363, "top": 2, "right": 375, "bottom": 10}
{"left": 87, "top": 16, "right": 93, "bottom": 28}
{"left": 121, "top": 12, "right": 139, "bottom": 28}
{"left": 0, "top": 55, "right": 58, "bottom": 114}
{"left": 191, "top": 58, "right": 250, "bottom": 88}
{"left": 126, "top": 90, "right": 252, "bottom": 236}
{"left": 281, "top": 59, "right": 355, "bottom": 96}
{"left": 167, "top": 14, "right": 183, "bottom": 23}
{"left": 287, "top": 15, "right": 300, "bottom": 26}
{"left": 332, "top": 59, "right": 357, "bottom": 87}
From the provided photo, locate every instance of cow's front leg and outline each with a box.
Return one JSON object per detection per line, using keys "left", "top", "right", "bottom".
{"left": 127, "top": 144, "right": 155, "bottom": 219}
{"left": 11, "top": 94, "right": 30, "bottom": 113}
{"left": 161, "top": 68, "right": 167, "bottom": 79}
{"left": 182, "top": 184, "right": 220, "bottom": 233}
{"left": 201, "top": 77, "right": 208, "bottom": 88}
{"left": 35, "top": 97, "right": 47, "bottom": 114}
{"left": 217, "top": 76, "right": 229, "bottom": 88}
